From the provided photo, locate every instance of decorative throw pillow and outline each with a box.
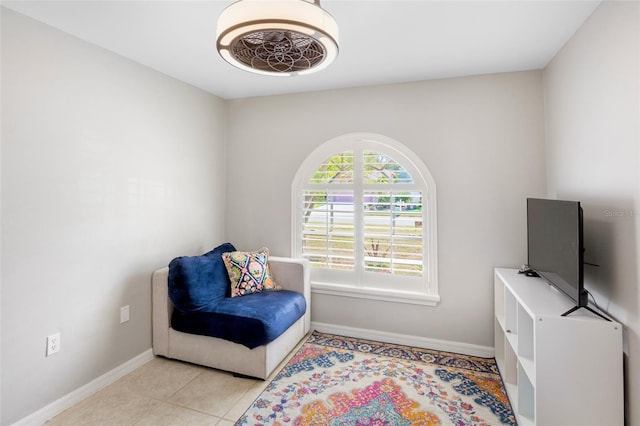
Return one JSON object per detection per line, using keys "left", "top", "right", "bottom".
{"left": 222, "top": 247, "right": 280, "bottom": 297}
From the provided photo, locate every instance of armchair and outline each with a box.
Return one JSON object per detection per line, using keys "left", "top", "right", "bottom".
{"left": 152, "top": 254, "right": 310, "bottom": 379}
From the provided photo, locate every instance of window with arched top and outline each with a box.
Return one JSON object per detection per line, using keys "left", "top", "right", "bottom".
{"left": 292, "top": 133, "right": 439, "bottom": 305}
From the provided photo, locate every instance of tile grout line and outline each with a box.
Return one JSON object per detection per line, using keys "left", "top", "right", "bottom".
{"left": 165, "top": 367, "right": 259, "bottom": 421}
{"left": 134, "top": 368, "right": 222, "bottom": 426}
{"left": 221, "top": 386, "right": 254, "bottom": 422}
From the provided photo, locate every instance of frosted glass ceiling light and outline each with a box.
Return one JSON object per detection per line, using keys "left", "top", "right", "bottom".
{"left": 216, "top": 0, "right": 339, "bottom": 76}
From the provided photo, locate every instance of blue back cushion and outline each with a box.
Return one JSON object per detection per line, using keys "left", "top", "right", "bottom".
{"left": 168, "top": 242, "right": 236, "bottom": 313}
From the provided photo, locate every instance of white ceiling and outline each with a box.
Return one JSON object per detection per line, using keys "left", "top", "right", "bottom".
{"left": 2, "top": 0, "right": 601, "bottom": 99}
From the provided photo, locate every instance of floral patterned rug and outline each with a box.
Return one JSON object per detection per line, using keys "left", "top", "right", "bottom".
{"left": 236, "top": 331, "right": 516, "bottom": 425}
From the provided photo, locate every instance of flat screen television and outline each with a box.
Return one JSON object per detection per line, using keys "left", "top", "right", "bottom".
{"left": 527, "top": 198, "right": 590, "bottom": 316}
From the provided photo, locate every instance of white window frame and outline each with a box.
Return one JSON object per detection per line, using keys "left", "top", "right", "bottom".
{"left": 292, "top": 133, "right": 439, "bottom": 306}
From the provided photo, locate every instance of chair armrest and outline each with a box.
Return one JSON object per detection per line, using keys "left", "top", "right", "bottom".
{"left": 269, "top": 256, "right": 311, "bottom": 332}
{"left": 269, "top": 257, "right": 309, "bottom": 294}
{"left": 152, "top": 267, "right": 172, "bottom": 356}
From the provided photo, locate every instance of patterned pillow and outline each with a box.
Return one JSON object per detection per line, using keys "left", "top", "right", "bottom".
{"left": 222, "top": 247, "right": 280, "bottom": 297}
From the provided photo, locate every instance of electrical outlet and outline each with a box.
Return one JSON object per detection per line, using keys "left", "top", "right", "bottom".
{"left": 120, "top": 305, "right": 130, "bottom": 323}
{"left": 46, "top": 333, "right": 60, "bottom": 356}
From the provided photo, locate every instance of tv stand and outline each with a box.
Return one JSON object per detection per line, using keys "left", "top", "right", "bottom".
{"left": 561, "top": 305, "right": 611, "bottom": 321}
{"left": 494, "top": 268, "right": 623, "bottom": 425}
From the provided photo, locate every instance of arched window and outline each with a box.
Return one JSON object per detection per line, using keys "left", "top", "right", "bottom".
{"left": 292, "top": 133, "right": 439, "bottom": 305}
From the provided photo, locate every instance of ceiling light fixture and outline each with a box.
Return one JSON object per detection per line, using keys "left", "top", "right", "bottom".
{"left": 216, "top": 0, "right": 339, "bottom": 76}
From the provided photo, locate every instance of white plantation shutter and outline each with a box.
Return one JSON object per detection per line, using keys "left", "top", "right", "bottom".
{"left": 302, "top": 190, "right": 355, "bottom": 270}
{"left": 292, "top": 134, "right": 439, "bottom": 304}
{"left": 362, "top": 190, "right": 423, "bottom": 276}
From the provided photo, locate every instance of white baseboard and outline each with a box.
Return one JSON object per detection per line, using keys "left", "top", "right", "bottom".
{"left": 311, "top": 322, "right": 494, "bottom": 358}
{"left": 12, "top": 349, "right": 155, "bottom": 426}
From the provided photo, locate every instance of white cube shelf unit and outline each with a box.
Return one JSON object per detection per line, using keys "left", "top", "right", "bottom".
{"left": 494, "top": 268, "right": 623, "bottom": 426}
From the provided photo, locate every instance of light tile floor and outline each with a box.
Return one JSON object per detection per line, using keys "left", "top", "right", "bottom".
{"left": 45, "top": 338, "right": 307, "bottom": 426}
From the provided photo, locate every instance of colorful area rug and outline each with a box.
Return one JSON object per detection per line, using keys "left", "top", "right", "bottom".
{"left": 236, "top": 331, "right": 515, "bottom": 425}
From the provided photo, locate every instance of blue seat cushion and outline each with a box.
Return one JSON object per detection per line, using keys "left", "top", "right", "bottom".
{"left": 171, "top": 290, "right": 307, "bottom": 349}
{"left": 168, "top": 242, "right": 236, "bottom": 313}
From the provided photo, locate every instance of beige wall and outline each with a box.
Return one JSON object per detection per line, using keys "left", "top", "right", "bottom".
{"left": 1, "top": 9, "right": 227, "bottom": 424}
{"left": 544, "top": 1, "right": 640, "bottom": 422}
{"left": 226, "top": 71, "right": 547, "bottom": 349}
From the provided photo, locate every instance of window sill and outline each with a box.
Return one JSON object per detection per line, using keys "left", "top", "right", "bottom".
{"left": 311, "top": 281, "right": 440, "bottom": 306}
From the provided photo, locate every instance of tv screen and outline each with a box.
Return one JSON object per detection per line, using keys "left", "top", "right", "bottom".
{"left": 527, "top": 198, "right": 585, "bottom": 307}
